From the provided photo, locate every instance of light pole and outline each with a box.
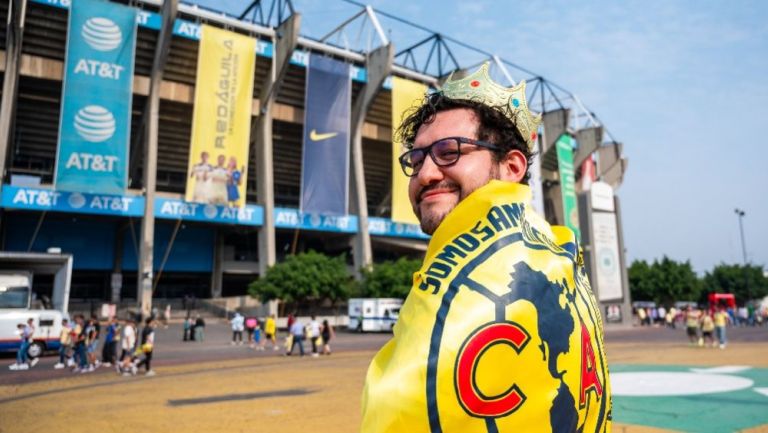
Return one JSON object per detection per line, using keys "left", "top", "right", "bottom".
{"left": 734, "top": 208, "right": 749, "bottom": 300}
{"left": 734, "top": 208, "right": 747, "bottom": 264}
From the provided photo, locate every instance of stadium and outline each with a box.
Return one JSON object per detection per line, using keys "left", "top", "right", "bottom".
{"left": 0, "top": 0, "right": 629, "bottom": 320}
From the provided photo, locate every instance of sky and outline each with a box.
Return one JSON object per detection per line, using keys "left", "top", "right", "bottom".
{"left": 194, "top": 0, "right": 768, "bottom": 274}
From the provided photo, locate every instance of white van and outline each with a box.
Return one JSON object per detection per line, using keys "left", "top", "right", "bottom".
{"left": 348, "top": 298, "right": 403, "bottom": 332}
{"left": 0, "top": 272, "right": 67, "bottom": 358}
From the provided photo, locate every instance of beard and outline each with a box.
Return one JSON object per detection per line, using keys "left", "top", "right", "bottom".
{"left": 414, "top": 164, "right": 500, "bottom": 235}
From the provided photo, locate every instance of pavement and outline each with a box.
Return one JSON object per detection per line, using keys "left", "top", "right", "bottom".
{"left": 0, "top": 323, "right": 766, "bottom": 433}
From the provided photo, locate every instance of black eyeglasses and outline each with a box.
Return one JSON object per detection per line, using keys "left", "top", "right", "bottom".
{"left": 398, "top": 136, "right": 499, "bottom": 177}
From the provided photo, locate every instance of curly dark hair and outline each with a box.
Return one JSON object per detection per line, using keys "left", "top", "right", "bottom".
{"left": 395, "top": 92, "right": 535, "bottom": 184}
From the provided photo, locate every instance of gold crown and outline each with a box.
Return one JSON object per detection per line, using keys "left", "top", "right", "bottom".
{"left": 441, "top": 62, "right": 542, "bottom": 150}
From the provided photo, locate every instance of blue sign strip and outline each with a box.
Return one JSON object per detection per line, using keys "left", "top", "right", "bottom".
{"left": 275, "top": 207, "right": 358, "bottom": 233}
{"left": 1, "top": 185, "right": 144, "bottom": 217}
{"left": 1, "top": 186, "right": 426, "bottom": 238}
{"left": 368, "top": 216, "right": 429, "bottom": 240}
{"left": 155, "top": 197, "right": 263, "bottom": 226}
{"left": 32, "top": 0, "right": 389, "bottom": 87}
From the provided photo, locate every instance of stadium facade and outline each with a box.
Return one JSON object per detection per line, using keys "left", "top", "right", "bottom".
{"left": 0, "top": 0, "right": 631, "bottom": 322}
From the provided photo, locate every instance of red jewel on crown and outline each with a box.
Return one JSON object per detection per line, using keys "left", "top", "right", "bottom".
{"left": 470, "top": 80, "right": 480, "bottom": 87}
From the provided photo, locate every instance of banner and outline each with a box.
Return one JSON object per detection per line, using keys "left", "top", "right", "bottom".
{"left": 362, "top": 181, "right": 611, "bottom": 433}
{"left": 186, "top": 25, "right": 256, "bottom": 208}
{"left": 391, "top": 77, "right": 427, "bottom": 225}
{"left": 300, "top": 54, "right": 351, "bottom": 215}
{"left": 592, "top": 211, "right": 623, "bottom": 301}
{"left": 54, "top": 0, "right": 137, "bottom": 194}
{"left": 555, "top": 134, "right": 581, "bottom": 240}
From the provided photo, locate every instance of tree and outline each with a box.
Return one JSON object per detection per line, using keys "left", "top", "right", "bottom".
{"left": 248, "top": 251, "right": 352, "bottom": 312}
{"left": 358, "top": 257, "right": 421, "bottom": 299}
{"left": 702, "top": 263, "right": 768, "bottom": 303}
{"left": 628, "top": 256, "right": 701, "bottom": 305}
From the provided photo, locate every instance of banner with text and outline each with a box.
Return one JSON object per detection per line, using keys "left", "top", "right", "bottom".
{"left": 186, "top": 25, "right": 256, "bottom": 208}
{"left": 391, "top": 77, "right": 426, "bottom": 225}
{"left": 54, "top": 0, "right": 137, "bottom": 194}
{"left": 300, "top": 54, "right": 351, "bottom": 215}
{"left": 555, "top": 134, "right": 580, "bottom": 240}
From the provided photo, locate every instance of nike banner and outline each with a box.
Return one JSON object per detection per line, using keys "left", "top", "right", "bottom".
{"left": 390, "top": 77, "right": 427, "bottom": 224}
{"left": 54, "top": 0, "right": 137, "bottom": 194}
{"left": 300, "top": 53, "right": 351, "bottom": 215}
{"left": 186, "top": 25, "right": 256, "bottom": 208}
{"left": 361, "top": 181, "right": 611, "bottom": 433}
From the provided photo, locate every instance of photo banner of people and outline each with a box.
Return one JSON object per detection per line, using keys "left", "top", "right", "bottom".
{"left": 390, "top": 77, "right": 427, "bottom": 225}
{"left": 185, "top": 25, "right": 256, "bottom": 208}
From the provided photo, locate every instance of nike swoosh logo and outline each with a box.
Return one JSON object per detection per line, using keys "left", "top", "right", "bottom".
{"left": 310, "top": 130, "right": 339, "bottom": 141}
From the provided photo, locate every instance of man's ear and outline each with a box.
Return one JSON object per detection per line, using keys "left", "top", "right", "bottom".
{"left": 499, "top": 149, "right": 528, "bottom": 183}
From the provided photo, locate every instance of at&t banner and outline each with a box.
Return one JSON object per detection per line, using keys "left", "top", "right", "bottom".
{"left": 54, "top": 0, "right": 137, "bottom": 194}
{"left": 300, "top": 54, "right": 351, "bottom": 215}
{"left": 391, "top": 77, "right": 427, "bottom": 225}
{"left": 186, "top": 25, "right": 256, "bottom": 208}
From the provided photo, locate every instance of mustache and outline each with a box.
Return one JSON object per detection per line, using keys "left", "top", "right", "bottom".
{"left": 417, "top": 181, "right": 459, "bottom": 203}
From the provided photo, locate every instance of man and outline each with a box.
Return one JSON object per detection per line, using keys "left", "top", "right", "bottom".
{"left": 714, "top": 306, "right": 728, "bottom": 349}
{"left": 361, "top": 64, "right": 611, "bottom": 432}
{"left": 286, "top": 317, "right": 305, "bottom": 357}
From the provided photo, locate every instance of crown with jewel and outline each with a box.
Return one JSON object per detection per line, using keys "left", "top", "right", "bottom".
{"left": 440, "top": 62, "right": 541, "bottom": 150}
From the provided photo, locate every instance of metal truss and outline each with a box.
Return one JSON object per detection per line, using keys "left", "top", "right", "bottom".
{"left": 238, "top": 0, "right": 295, "bottom": 28}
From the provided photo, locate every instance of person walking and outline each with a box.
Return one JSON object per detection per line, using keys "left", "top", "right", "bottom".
{"left": 9, "top": 318, "right": 36, "bottom": 370}
{"left": 194, "top": 315, "right": 205, "bottom": 342}
{"left": 263, "top": 314, "right": 278, "bottom": 351}
{"left": 163, "top": 304, "right": 171, "bottom": 329}
{"left": 54, "top": 318, "right": 73, "bottom": 369}
{"left": 230, "top": 312, "right": 245, "bottom": 345}
{"left": 245, "top": 315, "right": 257, "bottom": 348}
{"left": 700, "top": 312, "right": 716, "bottom": 347}
{"left": 714, "top": 306, "right": 728, "bottom": 349}
{"left": 685, "top": 307, "right": 700, "bottom": 346}
{"left": 183, "top": 316, "right": 193, "bottom": 342}
{"left": 321, "top": 319, "right": 334, "bottom": 355}
{"left": 308, "top": 315, "right": 321, "bottom": 357}
{"left": 118, "top": 318, "right": 137, "bottom": 375}
{"left": 287, "top": 318, "right": 305, "bottom": 356}
{"left": 134, "top": 318, "right": 156, "bottom": 376}
{"left": 102, "top": 317, "right": 120, "bottom": 367}
{"left": 72, "top": 315, "right": 89, "bottom": 373}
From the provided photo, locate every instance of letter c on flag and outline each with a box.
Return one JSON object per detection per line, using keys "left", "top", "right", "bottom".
{"left": 455, "top": 321, "right": 530, "bottom": 418}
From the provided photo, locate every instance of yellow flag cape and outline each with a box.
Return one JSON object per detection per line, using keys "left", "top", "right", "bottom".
{"left": 362, "top": 181, "right": 611, "bottom": 433}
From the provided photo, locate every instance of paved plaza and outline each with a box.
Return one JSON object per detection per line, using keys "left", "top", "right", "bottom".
{"left": 1, "top": 323, "right": 767, "bottom": 433}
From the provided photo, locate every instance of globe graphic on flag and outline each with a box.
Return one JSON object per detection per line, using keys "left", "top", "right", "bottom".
{"left": 74, "top": 105, "right": 116, "bottom": 143}
{"left": 81, "top": 17, "right": 122, "bottom": 52}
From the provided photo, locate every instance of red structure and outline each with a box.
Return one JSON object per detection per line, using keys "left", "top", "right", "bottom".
{"left": 708, "top": 293, "right": 736, "bottom": 311}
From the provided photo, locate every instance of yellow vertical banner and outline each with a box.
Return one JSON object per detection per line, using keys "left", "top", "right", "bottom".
{"left": 391, "top": 77, "right": 427, "bottom": 224}
{"left": 186, "top": 25, "right": 256, "bottom": 208}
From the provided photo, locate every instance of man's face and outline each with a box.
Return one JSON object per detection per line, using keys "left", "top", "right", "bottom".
{"left": 408, "top": 108, "right": 507, "bottom": 235}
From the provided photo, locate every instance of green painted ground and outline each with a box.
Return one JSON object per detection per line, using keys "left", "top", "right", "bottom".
{"left": 611, "top": 364, "right": 768, "bottom": 433}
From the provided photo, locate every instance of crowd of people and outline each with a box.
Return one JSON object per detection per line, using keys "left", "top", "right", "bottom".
{"left": 8, "top": 310, "right": 339, "bottom": 375}
{"left": 634, "top": 303, "right": 768, "bottom": 349}
{"left": 227, "top": 312, "right": 335, "bottom": 357}
{"left": 8, "top": 314, "right": 158, "bottom": 376}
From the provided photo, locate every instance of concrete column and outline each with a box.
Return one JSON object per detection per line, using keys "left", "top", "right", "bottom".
{"left": 138, "top": 0, "right": 178, "bottom": 318}
{"left": 0, "top": 0, "right": 27, "bottom": 194}
{"left": 350, "top": 44, "right": 393, "bottom": 278}
{"left": 254, "top": 14, "right": 301, "bottom": 276}
{"left": 210, "top": 229, "right": 224, "bottom": 298}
